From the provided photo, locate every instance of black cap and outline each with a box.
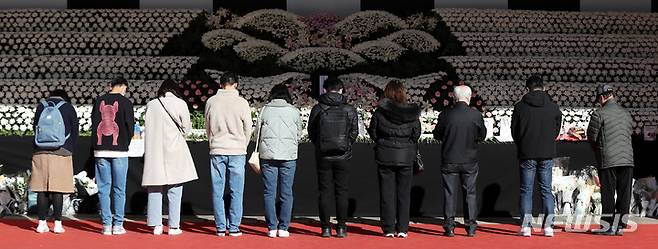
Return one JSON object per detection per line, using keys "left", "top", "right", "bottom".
{"left": 596, "top": 84, "right": 614, "bottom": 96}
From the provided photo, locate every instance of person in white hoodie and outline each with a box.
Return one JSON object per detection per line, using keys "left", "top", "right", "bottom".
{"left": 205, "top": 72, "right": 253, "bottom": 237}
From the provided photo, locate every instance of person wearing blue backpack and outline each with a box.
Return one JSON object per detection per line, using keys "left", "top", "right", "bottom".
{"left": 91, "top": 78, "right": 135, "bottom": 236}
{"left": 31, "top": 89, "right": 79, "bottom": 234}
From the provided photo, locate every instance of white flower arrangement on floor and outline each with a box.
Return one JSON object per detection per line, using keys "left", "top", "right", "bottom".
{"left": 335, "top": 11, "right": 408, "bottom": 40}
{"left": 633, "top": 177, "right": 658, "bottom": 217}
{"left": 0, "top": 55, "right": 199, "bottom": 80}
{"left": 0, "top": 79, "right": 160, "bottom": 105}
{"left": 444, "top": 56, "right": 658, "bottom": 83}
{"left": 278, "top": 47, "right": 365, "bottom": 73}
{"left": 552, "top": 165, "right": 603, "bottom": 215}
{"left": 73, "top": 171, "right": 98, "bottom": 196}
{"left": 233, "top": 39, "right": 288, "bottom": 63}
{"left": 434, "top": 8, "right": 658, "bottom": 35}
{"left": 0, "top": 169, "right": 30, "bottom": 214}
{"left": 351, "top": 40, "right": 406, "bottom": 62}
{"left": 454, "top": 32, "right": 658, "bottom": 58}
{"left": 0, "top": 9, "right": 204, "bottom": 33}
{"left": 380, "top": 29, "right": 441, "bottom": 53}
{"left": 0, "top": 169, "right": 99, "bottom": 216}
{"left": 0, "top": 32, "right": 179, "bottom": 56}
{"left": 201, "top": 29, "right": 255, "bottom": 51}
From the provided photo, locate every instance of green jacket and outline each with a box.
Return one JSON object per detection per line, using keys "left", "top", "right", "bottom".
{"left": 586, "top": 100, "right": 634, "bottom": 169}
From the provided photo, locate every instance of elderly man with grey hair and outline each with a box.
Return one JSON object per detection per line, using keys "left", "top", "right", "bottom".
{"left": 433, "top": 85, "right": 487, "bottom": 237}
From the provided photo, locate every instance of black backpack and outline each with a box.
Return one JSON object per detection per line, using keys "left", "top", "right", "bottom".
{"left": 317, "top": 104, "right": 350, "bottom": 155}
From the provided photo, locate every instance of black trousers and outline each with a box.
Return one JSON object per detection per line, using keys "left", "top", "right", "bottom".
{"left": 377, "top": 165, "right": 413, "bottom": 234}
{"left": 316, "top": 158, "right": 350, "bottom": 228}
{"left": 598, "top": 166, "right": 633, "bottom": 228}
{"left": 442, "top": 163, "right": 479, "bottom": 229}
{"left": 37, "top": 192, "right": 63, "bottom": 221}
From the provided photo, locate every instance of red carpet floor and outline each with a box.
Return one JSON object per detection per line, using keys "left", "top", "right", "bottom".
{"left": 1, "top": 218, "right": 656, "bottom": 249}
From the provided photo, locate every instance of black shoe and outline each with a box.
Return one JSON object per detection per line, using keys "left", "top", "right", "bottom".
{"left": 615, "top": 227, "right": 624, "bottom": 236}
{"left": 594, "top": 228, "right": 616, "bottom": 236}
{"left": 336, "top": 227, "right": 347, "bottom": 238}
{"left": 444, "top": 228, "right": 455, "bottom": 237}
{"left": 321, "top": 227, "right": 331, "bottom": 238}
{"left": 466, "top": 226, "right": 476, "bottom": 237}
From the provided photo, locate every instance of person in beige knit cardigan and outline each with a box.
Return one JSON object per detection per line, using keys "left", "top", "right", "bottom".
{"left": 205, "top": 72, "right": 253, "bottom": 237}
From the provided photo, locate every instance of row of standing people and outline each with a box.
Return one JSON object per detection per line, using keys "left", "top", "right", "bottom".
{"left": 29, "top": 74, "right": 634, "bottom": 238}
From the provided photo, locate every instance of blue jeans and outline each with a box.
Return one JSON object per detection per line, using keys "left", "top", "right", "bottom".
{"left": 95, "top": 157, "right": 129, "bottom": 227}
{"left": 210, "top": 155, "right": 246, "bottom": 232}
{"left": 261, "top": 160, "right": 296, "bottom": 231}
{"left": 519, "top": 159, "right": 555, "bottom": 228}
{"left": 147, "top": 185, "right": 183, "bottom": 228}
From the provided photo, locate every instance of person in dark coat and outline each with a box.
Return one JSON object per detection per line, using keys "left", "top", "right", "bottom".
{"left": 433, "top": 85, "right": 486, "bottom": 237}
{"left": 511, "top": 75, "right": 562, "bottom": 237}
{"left": 307, "top": 76, "right": 358, "bottom": 238}
{"left": 587, "top": 84, "right": 634, "bottom": 236}
{"left": 367, "top": 80, "right": 421, "bottom": 238}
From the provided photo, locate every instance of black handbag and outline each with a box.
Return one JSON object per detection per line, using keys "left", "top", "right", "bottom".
{"left": 413, "top": 149, "right": 424, "bottom": 175}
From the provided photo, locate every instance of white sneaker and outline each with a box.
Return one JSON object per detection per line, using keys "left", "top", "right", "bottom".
{"left": 519, "top": 227, "right": 532, "bottom": 237}
{"left": 384, "top": 233, "right": 395, "bottom": 238}
{"left": 544, "top": 227, "right": 554, "bottom": 237}
{"left": 217, "top": 231, "right": 226, "bottom": 237}
{"left": 228, "top": 231, "right": 243, "bottom": 237}
{"left": 268, "top": 230, "right": 277, "bottom": 238}
{"left": 53, "top": 221, "right": 65, "bottom": 234}
{"left": 168, "top": 228, "right": 183, "bottom": 236}
{"left": 277, "top": 230, "right": 290, "bottom": 238}
{"left": 396, "top": 232, "right": 408, "bottom": 238}
{"left": 102, "top": 226, "right": 113, "bottom": 235}
{"left": 153, "top": 225, "right": 163, "bottom": 235}
{"left": 112, "top": 226, "right": 126, "bottom": 235}
{"left": 36, "top": 220, "right": 49, "bottom": 233}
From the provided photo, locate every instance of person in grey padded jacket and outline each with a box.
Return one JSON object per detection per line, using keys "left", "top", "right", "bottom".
{"left": 587, "top": 84, "right": 634, "bottom": 236}
{"left": 255, "top": 84, "right": 303, "bottom": 238}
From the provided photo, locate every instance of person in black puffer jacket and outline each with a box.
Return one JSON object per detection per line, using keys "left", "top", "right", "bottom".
{"left": 307, "top": 77, "right": 358, "bottom": 238}
{"left": 368, "top": 80, "right": 421, "bottom": 238}
{"left": 587, "top": 84, "right": 634, "bottom": 236}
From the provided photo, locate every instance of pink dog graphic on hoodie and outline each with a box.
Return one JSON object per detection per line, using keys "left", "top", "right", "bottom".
{"left": 96, "top": 100, "right": 120, "bottom": 146}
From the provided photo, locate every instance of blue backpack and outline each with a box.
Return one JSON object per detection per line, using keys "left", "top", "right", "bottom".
{"left": 34, "top": 100, "right": 69, "bottom": 149}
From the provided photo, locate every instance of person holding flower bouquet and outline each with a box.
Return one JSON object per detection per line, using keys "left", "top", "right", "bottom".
{"left": 367, "top": 80, "right": 421, "bottom": 238}
{"left": 142, "top": 80, "right": 198, "bottom": 236}
{"left": 255, "top": 84, "right": 303, "bottom": 238}
{"left": 31, "top": 89, "right": 79, "bottom": 234}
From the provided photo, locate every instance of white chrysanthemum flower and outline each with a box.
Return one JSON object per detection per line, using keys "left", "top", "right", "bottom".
{"left": 351, "top": 40, "right": 406, "bottom": 62}
{"left": 233, "top": 39, "right": 287, "bottom": 63}
{"left": 335, "top": 10, "right": 407, "bottom": 40}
